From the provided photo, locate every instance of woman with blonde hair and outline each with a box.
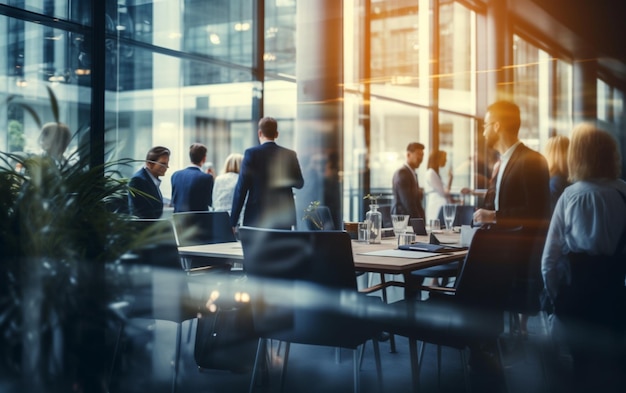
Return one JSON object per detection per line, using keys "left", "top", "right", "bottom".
{"left": 544, "top": 135, "right": 570, "bottom": 210}
{"left": 541, "top": 123, "right": 626, "bottom": 392}
{"left": 212, "top": 153, "right": 244, "bottom": 215}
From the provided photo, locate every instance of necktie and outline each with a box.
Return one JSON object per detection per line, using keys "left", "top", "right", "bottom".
{"left": 483, "top": 159, "right": 500, "bottom": 210}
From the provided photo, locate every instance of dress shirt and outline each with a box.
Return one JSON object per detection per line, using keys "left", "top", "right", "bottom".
{"left": 425, "top": 168, "right": 447, "bottom": 221}
{"left": 494, "top": 141, "right": 521, "bottom": 211}
{"left": 146, "top": 166, "right": 162, "bottom": 198}
{"left": 212, "top": 172, "right": 239, "bottom": 213}
{"left": 541, "top": 179, "right": 626, "bottom": 301}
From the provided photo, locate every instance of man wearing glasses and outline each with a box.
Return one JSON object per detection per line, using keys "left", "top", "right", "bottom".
{"left": 128, "top": 146, "right": 171, "bottom": 218}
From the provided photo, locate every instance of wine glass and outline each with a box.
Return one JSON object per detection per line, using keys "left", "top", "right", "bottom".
{"left": 442, "top": 204, "right": 457, "bottom": 232}
{"left": 391, "top": 214, "right": 409, "bottom": 247}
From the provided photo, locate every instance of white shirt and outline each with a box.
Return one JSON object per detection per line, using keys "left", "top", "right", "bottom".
{"left": 494, "top": 141, "right": 522, "bottom": 210}
{"left": 212, "top": 172, "right": 241, "bottom": 215}
{"left": 425, "top": 168, "right": 447, "bottom": 221}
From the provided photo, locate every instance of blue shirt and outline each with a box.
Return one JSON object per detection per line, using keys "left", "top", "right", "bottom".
{"left": 541, "top": 178, "right": 626, "bottom": 300}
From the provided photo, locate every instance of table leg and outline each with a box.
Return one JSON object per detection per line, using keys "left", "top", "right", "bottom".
{"left": 379, "top": 273, "right": 397, "bottom": 353}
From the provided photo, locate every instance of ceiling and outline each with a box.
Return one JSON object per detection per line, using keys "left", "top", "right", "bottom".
{"left": 516, "top": 0, "right": 626, "bottom": 86}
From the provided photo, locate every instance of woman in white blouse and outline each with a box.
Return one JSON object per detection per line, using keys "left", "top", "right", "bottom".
{"left": 424, "top": 150, "right": 454, "bottom": 221}
{"left": 212, "top": 153, "right": 244, "bottom": 217}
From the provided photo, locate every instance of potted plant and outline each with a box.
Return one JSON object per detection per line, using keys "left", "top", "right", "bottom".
{"left": 302, "top": 200, "right": 324, "bottom": 230}
{"left": 0, "top": 87, "right": 144, "bottom": 392}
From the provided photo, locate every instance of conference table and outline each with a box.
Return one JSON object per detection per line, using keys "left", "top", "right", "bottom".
{"left": 177, "top": 232, "right": 467, "bottom": 296}
{"left": 178, "top": 231, "right": 467, "bottom": 353}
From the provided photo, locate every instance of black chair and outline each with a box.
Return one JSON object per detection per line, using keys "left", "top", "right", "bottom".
{"left": 392, "top": 224, "right": 525, "bottom": 393}
{"left": 435, "top": 204, "right": 475, "bottom": 228}
{"left": 238, "top": 226, "right": 383, "bottom": 393}
{"left": 171, "top": 211, "right": 237, "bottom": 272}
{"left": 408, "top": 205, "right": 477, "bottom": 296}
{"left": 109, "top": 218, "right": 194, "bottom": 393}
{"left": 378, "top": 204, "right": 393, "bottom": 228}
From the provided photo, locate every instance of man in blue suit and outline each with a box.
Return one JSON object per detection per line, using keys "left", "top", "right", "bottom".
{"left": 230, "top": 117, "right": 304, "bottom": 230}
{"left": 171, "top": 143, "right": 214, "bottom": 212}
{"left": 128, "top": 146, "right": 171, "bottom": 218}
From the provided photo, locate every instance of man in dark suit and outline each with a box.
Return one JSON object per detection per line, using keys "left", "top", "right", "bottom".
{"left": 171, "top": 143, "right": 214, "bottom": 212}
{"left": 128, "top": 146, "right": 171, "bottom": 219}
{"left": 392, "top": 142, "right": 425, "bottom": 219}
{"left": 230, "top": 117, "right": 304, "bottom": 230}
{"left": 473, "top": 100, "right": 551, "bottom": 227}
{"left": 473, "top": 100, "right": 550, "bottom": 345}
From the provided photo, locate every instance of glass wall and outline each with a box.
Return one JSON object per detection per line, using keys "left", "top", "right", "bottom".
{"left": 1, "top": 0, "right": 625, "bottom": 221}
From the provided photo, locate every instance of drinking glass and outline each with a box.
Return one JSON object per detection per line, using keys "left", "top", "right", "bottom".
{"left": 391, "top": 214, "right": 410, "bottom": 247}
{"left": 428, "top": 219, "right": 441, "bottom": 233}
{"left": 442, "top": 204, "right": 457, "bottom": 232}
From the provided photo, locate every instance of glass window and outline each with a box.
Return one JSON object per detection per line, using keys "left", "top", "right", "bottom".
{"left": 370, "top": 0, "right": 420, "bottom": 90}
{"left": 553, "top": 59, "right": 573, "bottom": 136}
{"left": 439, "top": 0, "right": 472, "bottom": 93}
{"left": 513, "top": 34, "right": 543, "bottom": 151}
{"left": 265, "top": 0, "right": 297, "bottom": 77}
{"left": 1, "top": 15, "right": 90, "bottom": 157}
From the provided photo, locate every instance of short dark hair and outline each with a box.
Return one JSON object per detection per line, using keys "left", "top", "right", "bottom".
{"left": 406, "top": 142, "right": 425, "bottom": 152}
{"left": 486, "top": 100, "right": 521, "bottom": 135}
{"left": 146, "top": 146, "right": 170, "bottom": 162}
{"left": 189, "top": 143, "right": 207, "bottom": 165}
{"left": 258, "top": 117, "right": 278, "bottom": 139}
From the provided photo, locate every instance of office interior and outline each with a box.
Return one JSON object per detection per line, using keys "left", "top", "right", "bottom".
{"left": 1, "top": 1, "right": 625, "bottom": 392}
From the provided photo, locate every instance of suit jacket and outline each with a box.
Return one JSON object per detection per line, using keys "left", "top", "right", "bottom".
{"left": 484, "top": 143, "right": 552, "bottom": 302}
{"left": 171, "top": 166, "right": 214, "bottom": 212}
{"left": 392, "top": 164, "right": 425, "bottom": 219}
{"left": 128, "top": 167, "right": 163, "bottom": 219}
{"left": 231, "top": 142, "right": 304, "bottom": 229}
{"left": 485, "top": 143, "right": 551, "bottom": 227}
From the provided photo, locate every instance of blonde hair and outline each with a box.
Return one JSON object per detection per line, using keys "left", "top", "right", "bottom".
{"left": 544, "top": 135, "right": 569, "bottom": 178}
{"left": 568, "top": 123, "right": 621, "bottom": 182}
{"left": 221, "top": 153, "right": 243, "bottom": 174}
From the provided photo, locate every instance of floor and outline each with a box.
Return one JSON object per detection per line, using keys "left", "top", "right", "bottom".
{"left": 107, "top": 310, "right": 564, "bottom": 393}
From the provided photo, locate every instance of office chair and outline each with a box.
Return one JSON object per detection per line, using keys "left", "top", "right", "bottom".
{"left": 238, "top": 227, "right": 383, "bottom": 393}
{"left": 407, "top": 205, "right": 477, "bottom": 298}
{"left": 109, "top": 218, "right": 195, "bottom": 393}
{"left": 171, "top": 211, "right": 237, "bottom": 272}
{"left": 392, "top": 224, "right": 525, "bottom": 393}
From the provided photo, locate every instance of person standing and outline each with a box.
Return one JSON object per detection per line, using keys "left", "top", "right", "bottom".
{"left": 212, "top": 153, "right": 243, "bottom": 215}
{"left": 392, "top": 142, "right": 425, "bottom": 219}
{"left": 230, "top": 117, "right": 304, "bottom": 230}
{"left": 473, "top": 100, "right": 551, "bottom": 227}
{"left": 544, "top": 135, "right": 570, "bottom": 211}
{"left": 425, "top": 150, "right": 454, "bottom": 222}
{"left": 473, "top": 100, "right": 551, "bottom": 338}
{"left": 128, "top": 146, "right": 171, "bottom": 219}
{"left": 38, "top": 122, "right": 72, "bottom": 166}
{"left": 541, "top": 124, "right": 626, "bottom": 393}
{"left": 170, "top": 143, "right": 214, "bottom": 212}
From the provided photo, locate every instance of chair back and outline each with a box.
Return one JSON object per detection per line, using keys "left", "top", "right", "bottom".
{"left": 116, "top": 219, "right": 190, "bottom": 321}
{"left": 238, "top": 227, "right": 356, "bottom": 290}
{"left": 172, "top": 211, "right": 236, "bottom": 246}
{"left": 378, "top": 204, "right": 393, "bottom": 228}
{"left": 238, "top": 226, "right": 375, "bottom": 348}
{"left": 122, "top": 218, "right": 182, "bottom": 269}
{"left": 454, "top": 224, "right": 524, "bottom": 310}
{"left": 437, "top": 205, "right": 475, "bottom": 227}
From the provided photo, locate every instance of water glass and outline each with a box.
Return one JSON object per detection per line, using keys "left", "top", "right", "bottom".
{"left": 442, "top": 204, "right": 457, "bottom": 231}
{"left": 391, "top": 214, "right": 410, "bottom": 236}
{"left": 397, "top": 232, "right": 416, "bottom": 248}
{"left": 428, "top": 219, "right": 441, "bottom": 233}
{"left": 357, "top": 222, "right": 369, "bottom": 242}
